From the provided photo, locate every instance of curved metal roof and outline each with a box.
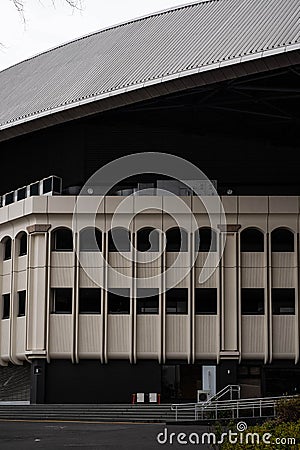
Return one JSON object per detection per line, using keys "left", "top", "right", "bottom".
{"left": 0, "top": 0, "right": 299, "bottom": 134}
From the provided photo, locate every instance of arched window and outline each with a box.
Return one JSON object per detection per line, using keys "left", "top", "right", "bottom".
{"left": 52, "top": 228, "right": 73, "bottom": 251}
{"left": 241, "top": 228, "right": 264, "bottom": 252}
{"left": 271, "top": 228, "right": 294, "bottom": 252}
{"left": 137, "top": 227, "right": 159, "bottom": 252}
{"left": 195, "top": 228, "right": 217, "bottom": 252}
{"left": 166, "top": 227, "right": 188, "bottom": 252}
{"left": 79, "top": 228, "right": 102, "bottom": 252}
{"left": 108, "top": 228, "right": 131, "bottom": 252}
{"left": 18, "top": 232, "right": 28, "bottom": 256}
{"left": 2, "top": 237, "right": 12, "bottom": 261}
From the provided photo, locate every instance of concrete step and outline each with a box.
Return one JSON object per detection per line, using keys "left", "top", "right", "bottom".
{"left": 0, "top": 404, "right": 177, "bottom": 423}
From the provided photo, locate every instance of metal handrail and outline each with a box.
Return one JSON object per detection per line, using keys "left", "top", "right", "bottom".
{"left": 171, "top": 385, "right": 240, "bottom": 412}
{"left": 171, "top": 390, "right": 298, "bottom": 422}
{"left": 207, "top": 384, "right": 240, "bottom": 403}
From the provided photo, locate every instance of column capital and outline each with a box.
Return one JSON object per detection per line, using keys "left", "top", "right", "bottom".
{"left": 218, "top": 224, "right": 241, "bottom": 233}
{"left": 26, "top": 224, "right": 51, "bottom": 234}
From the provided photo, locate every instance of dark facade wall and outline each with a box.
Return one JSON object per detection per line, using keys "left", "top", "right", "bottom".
{"left": 1, "top": 89, "right": 300, "bottom": 195}
{"left": 217, "top": 360, "right": 238, "bottom": 395}
{"left": 31, "top": 359, "right": 46, "bottom": 404}
{"left": 45, "top": 360, "right": 161, "bottom": 404}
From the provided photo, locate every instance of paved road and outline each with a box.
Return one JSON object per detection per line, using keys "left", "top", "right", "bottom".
{"left": 0, "top": 421, "right": 214, "bottom": 449}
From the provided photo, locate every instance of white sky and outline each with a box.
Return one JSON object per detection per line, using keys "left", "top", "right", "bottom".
{"left": 0, "top": 0, "right": 190, "bottom": 71}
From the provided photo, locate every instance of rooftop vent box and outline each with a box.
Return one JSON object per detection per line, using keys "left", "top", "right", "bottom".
{"left": 42, "top": 176, "right": 62, "bottom": 196}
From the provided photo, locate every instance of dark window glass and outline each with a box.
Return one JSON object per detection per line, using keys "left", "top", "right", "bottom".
{"left": 80, "top": 228, "right": 102, "bottom": 252}
{"left": 5, "top": 192, "right": 14, "bottom": 205}
{"left": 271, "top": 228, "right": 294, "bottom": 252}
{"left": 3, "top": 238, "right": 12, "bottom": 260}
{"left": 18, "top": 291, "right": 26, "bottom": 317}
{"left": 2, "top": 294, "right": 10, "bottom": 319}
{"left": 108, "top": 228, "right": 130, "bottom": 252}
{"left": 272, "top": 288, "right": 295, "bottom": 314}
{"left": 53, "top": 177, "right": 61, "bottom": 193}
{"left": 19, "top": 233, "right": 27, "bottom": 256}
{"left": 51, "top": 288, "right": 72, "bottom": 314}
{"left": 166, "top": 228, "right": 188, "bottom": 252}
{"left": 30, "top": 182, "right": 39, "bottom": 196}
{"left": 79, "top": 288, "right": 101, "bottom": 314}
{"left": 166, "top": 289, "right": 188, "bottom": 314}
{"left": 195, "top": 288, "right": 217, "bottom": 314}
{"left": 137, "top": 228, "right": 159, "bottom": 252}
{"left": 52, "top": 229, "right": 73, "bottom": 251}
{"left": 108, "top": 289, "right": 130, "bottom": 314}
{"left": 43, "top": 177, "right": 52, "bottom": 194}
{"left": 241, "top": 228, "right": 264, "bottom": 252}
{"left": 241, "top": 289, "right": 265, "bottom": 314}
{"left": 195, "top": 228, "right": 217, "bottom": 252}
{"left": 137, "top": 289, "right": 159, "bottom": 314}
{"left": 17, "top": 187, "right": 27, "bottom": 201}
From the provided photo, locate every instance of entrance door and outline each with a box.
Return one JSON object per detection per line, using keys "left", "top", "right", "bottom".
{"left": 162, "top": 365, "right": 202, "bottom": 402}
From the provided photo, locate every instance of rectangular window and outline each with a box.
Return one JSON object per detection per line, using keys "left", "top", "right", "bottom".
{"left": 195, "top": 288, "right": 217, "bottom": 314}
{"left": 137, "top": 289, "right": 159, "bottom": 314}
{"left": 51, "top": 288, "right": 72, "bottom": 314}
{"left": 272, "top": 288, "right": 295, "bottom": 314}
{"left": 2, "top": 294, "right": 10, "bottom": 319}
{"left": 79, "top": 288, "right": 101, "bottom": 314}
{"left": 108, "top": 289, "right": 130, "bottom": 314}
{"left": 18, "top": 290, "right": 26, "bottom": 317}
{"left": 241, "top": 288, "right": 264, "bottom": 314}
{"left": 166, "top": 288, "right": 188, "bottom": 314}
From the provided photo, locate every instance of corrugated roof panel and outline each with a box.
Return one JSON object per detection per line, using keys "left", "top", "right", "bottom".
{"left": 0, "top": 0, "right": 299, "bottom": 130}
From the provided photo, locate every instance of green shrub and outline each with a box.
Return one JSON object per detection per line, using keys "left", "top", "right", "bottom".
{"left": 276, "top": 396, "right": 300, "bottom": 423}
{"left": 220, "top": 419, "right": 300, "bottom": 449}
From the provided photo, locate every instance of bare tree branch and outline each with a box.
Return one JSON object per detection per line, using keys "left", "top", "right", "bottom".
{"left": 11, "top": 0, "right": 83, "bottom": 22}
{"left": 10, "top": 0, "right": 25, "bottom": 24}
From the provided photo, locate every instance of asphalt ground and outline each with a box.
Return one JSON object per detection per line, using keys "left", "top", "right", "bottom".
{"left": 0, "top": 421, "right": 213, "bottom": 449}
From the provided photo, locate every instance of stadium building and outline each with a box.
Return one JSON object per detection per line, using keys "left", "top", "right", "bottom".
{"left": 0, "top": 0, "right": 299, "bottom": 404}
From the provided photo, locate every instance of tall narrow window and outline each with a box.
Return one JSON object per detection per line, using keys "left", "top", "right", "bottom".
{"left": 166, "top": 228, "right": 188, "bottom": 252}
{"left": 51, "top": 288, "right": 72, "bottom": 314}
{"left": 271, "top": 228, "right": 294, "bottom": 252}
{"left": 3, "top": 237, "right": 12, "bottom": 260}
{"left": 241, "top": 289, "right": 264, "bottom": 314}
{"left": 79, "top": 288, "right": 101, "bottom": 314}
{"left": 195, "top": 228, "right": 217, "bottom": 252}
{"left": 18, "top": 290, "right": 26, "bottom": 317}
{"left": 137, "top": 228, "right": 159, "bottom": 252}
{"left": 166, "top": 289, "right": 188, "bottom": 314}
{"left": 241, "top": 228, "right": 264, "bottom": 252}
{"left": 195, "top": 288, "right": 217, "bottom": 314}
{"left": 79, "top": 228, "right": 102, "bottom": 252}
{"left": 19, "top": 233, "right": 28, "bottom": 256}
{"left": 52, "top": 228, "right": 73, "bottom": 251}
{"left": 2, "top": 294, "right": 10, "bottom": 319}
{"left": 108, "top": 228, "right": 130, "bottom": 252}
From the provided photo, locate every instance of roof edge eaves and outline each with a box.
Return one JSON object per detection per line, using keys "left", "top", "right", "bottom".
{"left": 0, "top": 43, "right": 299, "bottom": 132}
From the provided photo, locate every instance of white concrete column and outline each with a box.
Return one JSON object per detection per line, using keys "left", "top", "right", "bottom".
{"left": 218, "top": 224, "right": 241, "bottom": 359}
{"left": 26, "top": 224, "right": 51, "bottom": 359}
